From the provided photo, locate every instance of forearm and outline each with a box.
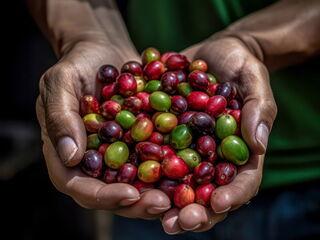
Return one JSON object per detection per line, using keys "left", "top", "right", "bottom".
{"left": 27, "top": 0, "right": 137, "bottom": 58}
{"left": 221, "top": 0, "right": 320, "bottom": 71}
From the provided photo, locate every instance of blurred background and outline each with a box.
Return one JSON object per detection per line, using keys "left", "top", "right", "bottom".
{"left": 1, "top": 1, "right": 320, "bottom": 240}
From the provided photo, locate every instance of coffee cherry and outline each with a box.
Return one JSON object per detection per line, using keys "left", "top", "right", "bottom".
{"left": 98, "top": 64, "right": 119, "bottom": 83}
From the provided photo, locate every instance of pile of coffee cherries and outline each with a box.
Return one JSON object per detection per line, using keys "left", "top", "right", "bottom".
{"left": 79, "top": 47, "right": 249, "bottom": 208}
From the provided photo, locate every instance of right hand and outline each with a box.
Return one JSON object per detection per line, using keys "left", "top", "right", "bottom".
{"left": 36, "top": 40, "right": 171, "bottom": 219}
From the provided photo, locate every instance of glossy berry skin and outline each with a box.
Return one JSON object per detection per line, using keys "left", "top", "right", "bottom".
{"left": 161, "top": 145, "right": 176, "bottom": 159}
{"left": 155, "top": 113, "right": 178, "bottom": 133}
{"left": 215, "top": 114, "right": 237, "bottom": 139}
{"left": 228, "top": 99, "right": 242, "bottom": 110}
{"left": 160, "top": 51, "right": 177, "bottom": 63}
{"left": 131, "top": 117, "right": 154, "bottom": 142}
{"left": 104, "top": 141, "right": 129, "bottom": 169}
{"left": 136, "top": 92, "right": 152, "bottom": 112}
{"left": 221, "top": 135, "right": 249, "bottom": 165}
{"left": 98, "top": 64, "right": 119, "bottom": 83}
{"left": 115, "top": 110, "right": 136, "bottom": 129}
{"left": 138, "top": 160, "right": 162, "bottom": 183}
{"left": 196, "top": 135, "right": 216, "bottom": 160}
{"left": 174, "top": 184, "right": 195, "bottom": 208}
{"left": 132, "top": 180, "right": 154, "bottom": 193}
{"left": 137, "top": 142, "right": 163, "bottom": 162}
{"left": 117, "top": 73, "right": 137, "bottom": 97}
{"left": 102, "top": 83, "right": 118, "bottom": 100}
{"left": 177, "top": 82, "right": 192, "bottom": 97}
{"left": 193, "top": 162, "right": 215, "bottom": 184}
{"left": 135, "top": 76, "right": 146, "bottom": 92}
{"left": 188, "top": 70, "right": 209, "bottom": 91}
{"left": 87, "top": 133, "right": 101, "bottom": 149}
{"left": 123, "top": 96, "right": 142, "bottom": 114}
{"left": 144, "top": 80, "right": 162, "bottom": 93}
{"left": 161, "top": 155, "right": 189, "bottom": 179}
{"left": 182, "top": 173, "right": 197, "bottom": 189}
{"left": 83, "top": 113, "right": 106, "bottom": 133}
{"left": 100, "top": 100, "right": 121, "bottom": 120}
{"left": 214, "top": 162, "right": 237, "bottom": 185}
{"left": 189, "top": 59, "right": 208, "bottom": 72}
{"left": 141, "top": 47, "right": 161, "bottom": 65}
{"left": 98, "top": 143, "right": 109, "bottom": 156}
{"left": 103, "top": 168, "right": 118, "bottom": 184}
{"left": 98, "top": 121, "right": 123, "bottom": 142}
{"left": 165, "top": 54, "right": 189, "bottom": 71}
{"left": 148, "top": 132, "right": 164, "bottom": 145}
{"left": 207, "top": 83, "right": 219, "bottom": 96}
{"left": 187, "top": 91, "right": 209, "bottom": 111}
{"left": 188, "top": 112, "right": 215, "bottom": 135}
{"left": 161, "top": 71, "right": 179, "bottom": 94}
{"left": 149, "top": 91, "right": 172, "bottom": 111}
{"left": 121, "top": 61, "right": 143, "bottom": 76}
{"left": 174, "top": 70, "right": 187, "bottom": 83}
{"left": 111, "top": 95, "right": 124, "bottom": 106}
{"left": 177, "top": 148, "right": 201, "bottom": 169}
{"left": 116, "top": 163, "right": 137, "bottom": 183}
{"left": 171, "top": 95, "right": 188, "bottom": 114}
{"left": 159, "top": 179, "right": 179, "bottom": 200}
{"left": 170, "top": 124, "right": 193, "bottom": 150}
{"left": 206, "top": 95, "right": 227, "bottom": 117}
{"left": 80, "top": 95, "right": 100, "bottom": 116}
{"left": 195, "top": 183, "right": 215, "bottom": 207}
{"left": 143, "top": 60, "right": 166, "bottom": 80}
{"left": 216, "top": 82, "right": 232, "bottom": 99}
{"left": 207, "top": 73, "right": 217, "bottom": 83}
{"left": 81, "top": 150, "right": 103, "bottom": 178}
{"left": 178, "top": 111, "right": 196, "bottom": 125}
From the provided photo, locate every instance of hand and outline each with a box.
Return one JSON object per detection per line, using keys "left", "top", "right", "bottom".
{"left": 162, "top": 36, "right": 277, "bottom": 234}
{"left": 36, "top": 40, "right": 171, "bottom": 219}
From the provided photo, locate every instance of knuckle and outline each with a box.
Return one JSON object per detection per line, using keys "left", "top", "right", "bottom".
{"left": 262, "top": 98, "right": 278, "bottom": 121}
{"left": 39, "top": 63, "right": 77, "bottom": 103}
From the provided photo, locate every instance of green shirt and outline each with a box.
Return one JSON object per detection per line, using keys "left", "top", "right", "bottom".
{"left": 126, "top": 0, "right": 320, "bottom": 188}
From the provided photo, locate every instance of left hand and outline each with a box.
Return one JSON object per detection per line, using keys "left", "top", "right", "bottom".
{"left": 161, "top": 36, "right": 277, "bottom": 234}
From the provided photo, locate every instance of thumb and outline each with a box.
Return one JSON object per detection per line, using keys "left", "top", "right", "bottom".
{"left": 39, "top": 64, "right": 87, "bottom": 167}
{"left": 239, "top": 61, "right": 277, "bottom": 155}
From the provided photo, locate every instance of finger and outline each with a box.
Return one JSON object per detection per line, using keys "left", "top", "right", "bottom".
{"left": 178, "top": 203, "right": 226, "bottom": 232}
{"left": 161, "top": 208, "right": 184, "bottom": 235}
{"left": 238, "top": 60, "right": 277, "bottom": 155}
{"left": 180, "top": 42, "right": 204, "bottom": 61}
{"left": 211, "top": 154, "right": 263, "bottom": 213}
{"left": 39, "top": 64, "right": 89, "bottom": 167}
{"left": 42, "top": 132, "right": 140, "bottom": 209}
{"left": 115, "top": 189, "right": 171, "bottom": 220}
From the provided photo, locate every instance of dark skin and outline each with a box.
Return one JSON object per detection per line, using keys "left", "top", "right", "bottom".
{"left": 29, "top": 0, "right": 320, "bottom": 234}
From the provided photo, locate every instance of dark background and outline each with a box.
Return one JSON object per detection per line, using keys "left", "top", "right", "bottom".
{"left": 0, "top": 1, "right": 96, "bottom": 239}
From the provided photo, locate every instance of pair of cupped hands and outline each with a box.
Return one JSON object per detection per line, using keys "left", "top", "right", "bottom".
{"left": 36, "top": 32, "right": 277, "bottom": 234}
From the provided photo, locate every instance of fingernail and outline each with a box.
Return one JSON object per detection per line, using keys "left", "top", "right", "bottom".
{"left": 215, "top": 206, "right": 231, "bottom": 214}
{"left": 119, "top": 198, "right": 140, "bottom": 207}
{"left": 183, "top": 223, "right": 202, "bottom": 231}
{"left": 147, "top": 206, "right": 171, "bottom": 214}
{"left": 57, "top": 136, "right": 78, "bottom": 165}
{"left": 165, "top": 230, "right": 183, "bottom": 235}
{"left": 163, "top": 215, "right": 179, "bottom": 234}
{"left": 256, "top": 123, "right": 269, "bottom": 151}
